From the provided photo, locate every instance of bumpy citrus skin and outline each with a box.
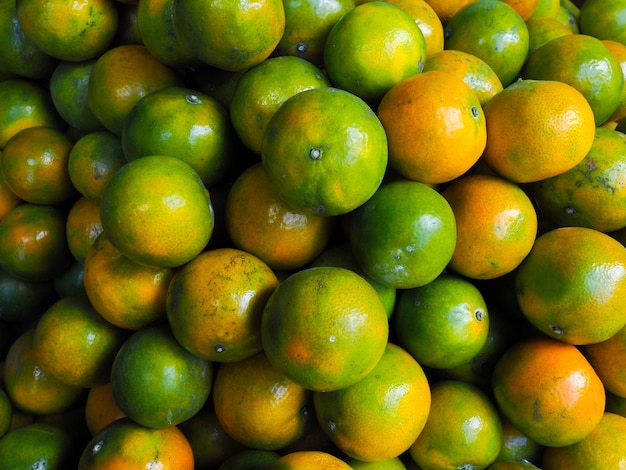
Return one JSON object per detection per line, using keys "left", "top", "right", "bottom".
{"left": 0, "top": 423, "right": 78, "bottom": 469}
{"left": 583, "top": 324, "right": 626, "bottom": 397}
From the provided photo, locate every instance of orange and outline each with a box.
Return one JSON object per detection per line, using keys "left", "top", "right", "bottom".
{"left": 0, "top": 268, "right": 57, "bottom": 323}
{"left": 275, "top": 0, "right": 355, "bottom": 66}
{"left": 423, "top": 0, "right": 477, "bottom": 24}
{"left": 0, "top": 163, "right": 22, "bottom": 222}
{"left": 603, "top": 39, "right": 626, "bottom": 124}
{"left": 534, "top": 127, "right": 626, "bottom": 233}
{"left": 394, "top": 272, "right": 490, "bottom": 369}
{"left": 0, "top": 388, "right": 11, "bottom": 438}
{"left": 32, "top": 294, "right": 127, "bottom": 389}
{"left": 313, "top": 343, "right": 431, "bottom": 462}
{"left": 516, "top": 226, "right": 626, "bottom": 345}
{"left": 225, "top": 163, "right": 335, "bottom": 271}
{"left": 78, "top": 417, "right": 194, "bottom": 469}
{"left": 311, "top": 241, "right": 396, "bottom": 318}
{"left": 4, "top": 328, "right": 84, "bottom": 416}
{"left": 15, "top": 0, "right": 118, "bottom": 61}
{"left": 83, "top": 232, "right": 175, "bottom": 330}
{"left": 443, "top": 0, "right": 529, "bottom": 86}
{"left": 230, "top": 55, "right": 330, "bottom": 156}
{"left": 521, "top": 33, "right": 624, "bottom": 126}
{"left": 323, "top": 1, "right": 427, "bottom": 104}
{"left": 65, "top": 196, "right": 103, "bottom": 265}
{"left": 422, "top": 49, "right": 503, "bottom": 106}
{"left": 554, "top": 4, "right": 579, "bottom": 34}
{"left": 266, "top": 451, "right": 352, "bottom": 469}
{"left": 377, "top": 70, "right": 486, "bottom": 184}
{"left": 84, "top": 383, "right": 126, "bottom": 436}
{"left": 0, "top": 203, "right": 72, "bottom": 282}
{"left": 409, "top": 380, "right": 504, "bottom": 469}
{"left": 261, "top": 266, "right": 389, "bottom": 392}
{"left": 495, "top": 420, "right": 545, "bottom": 466}
{"left": 579, "top": 0, "right": 626, "bottom": 46}
{"left": 528, "top": 0, "right": 560, "bottom": 18}
{"left": 49, "top": 59, "right": 103, "bottom": 134}
{"left": 219, "top": 449, "right": 282, "bottom": 470}
{"left": 122, "top": 86, "right": 235, "bottom": 188}
{"left": 166, "top": 247, "right": 279, "bottom": 363}
{"left": 87, "top": 44, "right": 182, "bottom": 135}
{"left": 542, "top": 412, "right": 626, "bottom": 468}
{"left": 0, "top": 0, "right": 58, "bottom": 80}
{"left": 492, "top": 336, "right": 606, "bottom": 447}
{"left": 135, "top": 0, "right": 198, "bottom": 68}
{"left": 174, "top": 0, "right": 285, "bottom": 72}
{"left": 99, "top": 155, "right": 214, "bottom": 269}
{"left": 0, "top": 125, "right": 76, "bottom": 205}
{"left": 349, "top": 180, "right": 457, "bottom": 289}
{"left": 525, "top": 17, "right": 573, "bottom": 53}
{"left": 67, "top": 130, "right": 126, "bottom": 202}
{"left": 110, "top": 324, "right": 213, "bottom": 428}
{"left": 212, "top": 351, "right": 314, "bottom": 450}
{"left": 442, "top": 173, "right": 538, "bottom": 280}
{"left": 501, "top": 0, "right": 539, "bottom": 19}
{"left": 0, "top": 422, "right": 78, "bottom": 470}
{"left": 0, "top": 78, "right": 64, "bottom": 149}
{"left": 385, "top": 0, "right": 445, "bottom": 59}
{"left": 482, "top": 79, "right": 596, "bottom": 183}
{"left": 607, "top": 390, "right": 626, "bottom": 417}
{"left": 582, "top": 323, "right": 626, "bottom": 397}
{"left": 261, "top": 87, "right": 388, "bottom": 217}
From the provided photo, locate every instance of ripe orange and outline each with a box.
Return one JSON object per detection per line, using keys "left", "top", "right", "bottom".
{"left": 266, "top": 451, "right": 352, "bottom": 469}
{"left": 65, "top": 196, "right": 103, "bottom": 265}
{"left": 261, "top": 87, "right": 388, "bottom": 217}
{"left": 579, "top": 0, "right": 626, "bottom": 46}
{"left": 83, "top": 232, "right": 174, "bottom": 330}
{"left": 582, "top": 323, "right": 626, "bottom": 398}
{"left": 78, "top": 417, "right": 194, "bottom": 469}
{"left": 99, "top": 155, "right": 214, "bottom": 269}
{"left": 442, "top": 173, "right": 538, "bottom": 280}
{"left": 166, "top": 247, "right": 279, "bottom": 363}
{"left": 84, "top": 383, "right": 126, "bottom": 436}
{"left": 261, "top": 266, "right": 389, "bottom": 392}
{"left": 225, "top": 163, "right": 335, "bottom": 271}
{"left": 423, "top": 0, "right": 477, "bottom": 24}
{"left": 15, "top": 0, "right": 118, "bottom": 61}
{"left": 313, "top": 343, "right": 431, "bottom": 462}
{"left": 443, "top": 0, "right": 529, "bottom": 86}
{"left": 212, "top": 351, "right": 314, "bottom": 450}
{"left": 386, "top": 0, "right": 444, "bottom": 59}
{"left": 501, "top": 0, "right": 539, "bottom": 19}
{"left": 409, "top": 380, "right": 504, "bottom": 469}
{"left": 174, "top": 0, "right": 285, "bottom": 72}
{"left": 516, "top": 226, "right": 626, "bottom": 345}
{"left": 349, "top": 180, "right": 457, "bottom": 289}
{"left": 110, "top": 325, "right": 213, "bottom": 428}
{"left": 482, "top": 79, "right": 596, "bottom": 183}
{"left": 492, "top": 336, "right": 606, "bottom": 447}
{"left": 323, "top": 1, "right": 427, "bottom": 104}
{"left": 229, "top": 55, "right": 330, "bottom": 156}
{"left": 377, "top": 70, "right": 486, "bottom": 184}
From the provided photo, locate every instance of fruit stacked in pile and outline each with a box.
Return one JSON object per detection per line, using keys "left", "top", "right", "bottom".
{"left": 1, "top": 0, "right": 626, "bottom": 468}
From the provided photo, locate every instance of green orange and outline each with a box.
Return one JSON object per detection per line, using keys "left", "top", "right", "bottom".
{"left": 579, "top": 0, "right": 626, "bottom": 46}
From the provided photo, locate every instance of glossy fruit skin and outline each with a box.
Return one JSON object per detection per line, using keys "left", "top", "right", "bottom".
{"left": 579, "top": 0, "right": 626, "bottom": 46}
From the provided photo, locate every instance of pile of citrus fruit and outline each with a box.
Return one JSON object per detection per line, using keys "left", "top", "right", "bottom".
{"left": 2, "top": 0, "right": 626, "bottom": 467}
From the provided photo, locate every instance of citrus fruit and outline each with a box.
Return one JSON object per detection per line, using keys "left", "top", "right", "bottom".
{"left": 521, "top": 33, "right": 624, "bottom": 125}
{"left": 345, "top": 457, "right": 408, "bottom": 469}
{"left": 442, "top": 173, "right": 538, "bottom": 280}
{"left": 0, "top": 203, "right": 72, "bottom": 282}
{"left": 607, "top": 390, "right": 626, "bottom": 417}
{"left": 219, "top": 449, "right": 282, "bottom": 470}
{"left": 275, "top": 0, "right": 355, "bottom": 66}
{"left": 0, "top": 166, "right": 22, "bottom": 222}
{"left": 78, "top": 417, "right": 194, "bottom": 469}
{"left": 87, "top": 44, "right": 182, "bottom": 135}
{"left": 0, "top": 389, "right": 11, "bottom": 438}
{"left": 323, "top": 1, "right": 427, "bottom": 104}
{"left": 422, "top": 49, "right": 503, "bottom": 106}
{"left": 516, "top": 226, "right": 626, "bottom": 345}
{"left": 444, "top": 0, "right": 529, "bottom": 86}
{"left": 212, "top": 351, "right": 314, "bottom": 450}
{"left": 166, "top": 247, "right": 279, "bottom": 363}
{"left": 603, "top": 39, "right": 626, "bottom": 124}
{"left": 84, "top": 382, "right": 126, "bottom": 436}
{"left": 423, "top": 0, "right": 477, "bottom": 24}
{"left": 261, "top": 87, "right": 388, "bottom": 217}
{"left": 229, "top": 55, "right": 330, "bottom": 156}
{"left": 377, "top": 70, "right": 486, "bottom": 184}
{"left": 0, "top": 267, "right": 57, "bottom": 323}
{"left": 502, "top": 0, "right": 539, "bottom": 19}
{"left": 495, "top": 419, "right": 545, "bottom": 466}
{"left": 394, "top": 272, "right": 490, "bottom": 369}
{"left": 313, "top": 343, "right": 431, "bottom": 462}
{"left": 225, "top": 163, "right": 335, "bottom": 271}
{"left": 65, "top": 196, "right": 103, "bottom": 264}
{"left": 15, "top": 0, "right": 118, "bottom": 61}
{"left": 110, "top": 324, "right": 213, "bottom": 428}
{"left": 582, "top": 323, "right": 626, "bottom": 397}
{"left": 266, "top": 451, "right": 352, "bottom": 469}
{"left": 349, "top": 180, "right": 457, "bottom": 289}
{"left": 525, "top": 17, "right": 573, "bottom": 53}
{"left": 83, "top": 232, "right": 174, "bottom": 330}
{"left": 409, "top": 380, "right": 504, "bottom": 469}
{"left": 386, "top": 0, "right": 444, "bottom": 59}
{"left": 174, "top": 0, "right": 285, "bottom": 72}
{"left": 482, "top": 79, "right": 596, "bottom": 183}
{"left": 0, "top": 422, "right": 78, "bottom": 470}
{"left": 579, "top": 0, "right": 626, "bottom": 46}
{"left": 528, "top": 0, "right": 560, "bottom": 18}
{"left": 261, "top": 266, "right": 389, "bottom": 392}
{"left": 555, "top": 4, "right": 579, "bottom": 33}
{"left": 99, "top": 155, "right": 214, "bottom": 269}
{"left": 122, "top": 86, "right": 235, "bottom": 187}
{"left": 492, "top": 336, "right": 606, "bottom": 447}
